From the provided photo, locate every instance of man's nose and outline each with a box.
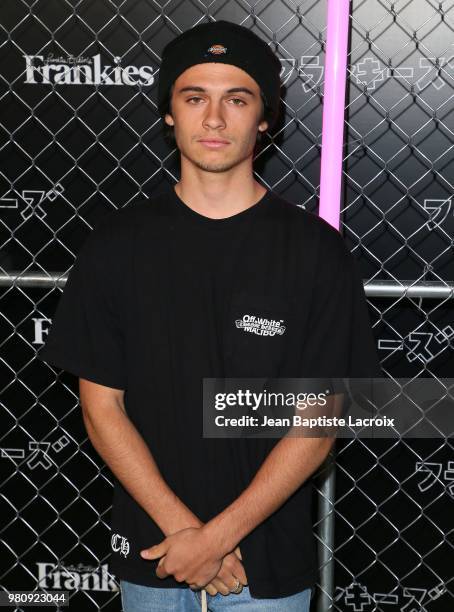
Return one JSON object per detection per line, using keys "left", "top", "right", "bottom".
{"left": 202, "top": 101, "right": 226, "bottom": 129}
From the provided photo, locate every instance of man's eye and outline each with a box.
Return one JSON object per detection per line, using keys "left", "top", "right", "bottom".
{"left": 186, "top": 97, "right": 246, "bottom": 106}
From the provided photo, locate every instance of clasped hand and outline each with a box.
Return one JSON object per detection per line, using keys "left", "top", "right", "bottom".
{"left": 140, "top": 526, "right": 247, "bottom": 595}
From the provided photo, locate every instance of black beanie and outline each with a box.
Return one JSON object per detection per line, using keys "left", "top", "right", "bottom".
{"left": 157, "top": 20, "right": 282, "bottom": 130}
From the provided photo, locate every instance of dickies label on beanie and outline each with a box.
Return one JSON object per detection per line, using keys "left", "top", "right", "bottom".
{"left": 206, "top": 44, "right": 228, "bottom": 56}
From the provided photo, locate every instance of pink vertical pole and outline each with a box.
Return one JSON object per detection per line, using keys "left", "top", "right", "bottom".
{"left": 317, "top": 6, "right": 353, "bottom": 610}
{"left": 318, "top": 0, "right": 351, "bottom": 231}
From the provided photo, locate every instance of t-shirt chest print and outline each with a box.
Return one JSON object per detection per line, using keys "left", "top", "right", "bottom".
{"left": 235, "top": 312, "right": 287, "bottom": 336}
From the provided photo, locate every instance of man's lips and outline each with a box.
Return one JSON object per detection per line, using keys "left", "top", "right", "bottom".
{"left": 197, "top": 139, "right": 231, "bottom": 148}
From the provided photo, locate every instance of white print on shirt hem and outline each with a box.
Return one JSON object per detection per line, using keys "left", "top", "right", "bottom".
{"left": 235, "top": 314, "right": 286, "bottom": 336}
{"left": 111, "top": 533, "right": 130, "bottom": 558}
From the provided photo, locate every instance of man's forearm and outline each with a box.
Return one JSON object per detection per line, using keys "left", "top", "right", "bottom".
{"left": 82, "top": 406, "right": 201, "bottom": 535}
{"left": 204, "top": 435, "right": 334, "bottom": 555}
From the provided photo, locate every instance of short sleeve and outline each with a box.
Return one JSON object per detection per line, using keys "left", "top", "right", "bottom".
{"left": 300, "top": 222, "right": 381, "bottom": 420}
{"left": 38, "top": 219, "right": 127, "bottom": 390}
{"left": 302, "top": 221, "right": 381, "bottom": 379}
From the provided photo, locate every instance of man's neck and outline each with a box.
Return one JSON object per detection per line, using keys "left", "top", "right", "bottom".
{"left": 174, "top": 170, "right": 267, "bottom": 220}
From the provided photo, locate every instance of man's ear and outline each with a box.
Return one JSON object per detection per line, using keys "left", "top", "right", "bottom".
{"left": 164, "top": 113, "right": 174, "bottom": 127}
{"left": 258, "top": 119, "right": 268, "bottom": 133}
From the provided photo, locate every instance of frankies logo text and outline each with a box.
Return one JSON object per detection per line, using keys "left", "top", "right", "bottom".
{"left": 23, "top": 54, "right": 154, "bottom": 87}
{"left": 235, "top": 314, "right": 286, "bottom": 337}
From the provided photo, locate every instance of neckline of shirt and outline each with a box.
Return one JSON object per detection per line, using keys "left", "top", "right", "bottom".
{"left": 169, "top": 185, "right": 273, "bottom": 230}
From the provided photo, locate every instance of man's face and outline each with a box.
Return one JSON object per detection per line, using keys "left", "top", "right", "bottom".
{"left": 164, "top": 63, "right": 268, "bottom": 173}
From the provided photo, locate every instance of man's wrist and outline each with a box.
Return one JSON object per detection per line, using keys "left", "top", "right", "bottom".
{"left": 163, "top": 514, "right": 203, "bottom": 536}
{"left": 201, "top": 514, "right": 241, "bottom": 558}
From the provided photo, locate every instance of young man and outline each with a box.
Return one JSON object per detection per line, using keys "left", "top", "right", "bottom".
{"left": 38, "top": 20, "right": 381, "bottom": 612}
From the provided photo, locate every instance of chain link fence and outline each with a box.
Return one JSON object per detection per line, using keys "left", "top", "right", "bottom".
{"left": 1, "top": 1, "right": 453, "bottom": 610}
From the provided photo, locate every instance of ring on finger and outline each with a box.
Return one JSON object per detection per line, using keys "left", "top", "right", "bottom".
{"left": 231, "top": 578, "right": 243, "bottom": 594}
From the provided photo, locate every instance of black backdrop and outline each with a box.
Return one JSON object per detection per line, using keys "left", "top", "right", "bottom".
{"left": 0, "top": 1, "right": 453, "bottom": 610}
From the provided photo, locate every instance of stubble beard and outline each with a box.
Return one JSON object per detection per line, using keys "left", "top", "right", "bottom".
{"left": 190, "top": 157, "right": 244, "bottom": 173}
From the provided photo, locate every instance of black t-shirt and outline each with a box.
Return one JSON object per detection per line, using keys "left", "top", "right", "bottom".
{"left": 38, "top": 187, "right": 381, "bottom": 598}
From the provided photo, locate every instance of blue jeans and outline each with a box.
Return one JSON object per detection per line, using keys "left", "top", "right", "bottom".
{"left": 120, "top": 580, "right": 313, "bottom": 611}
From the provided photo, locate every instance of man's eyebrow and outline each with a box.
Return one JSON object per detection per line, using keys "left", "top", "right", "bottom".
{"left": 177, "top": 86, "right": 255, "bottom": 96}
